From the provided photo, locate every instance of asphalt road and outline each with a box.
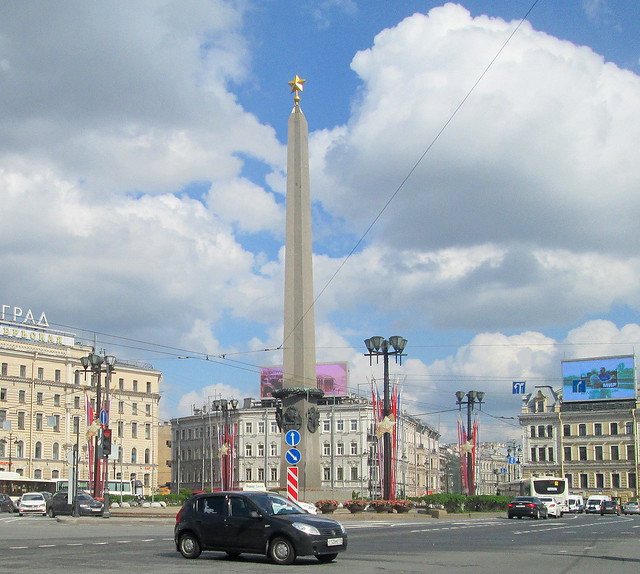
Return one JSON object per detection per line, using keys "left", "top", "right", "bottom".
{"left": 1, "top": 511, "right": 638, "bottom": 573}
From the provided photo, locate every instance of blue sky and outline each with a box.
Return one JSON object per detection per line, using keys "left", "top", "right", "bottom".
{"left": 1, "top": 1, "right": 639, "bottom": 442}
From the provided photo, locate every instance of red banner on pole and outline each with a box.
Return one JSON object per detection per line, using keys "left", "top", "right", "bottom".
{"left": 287, "top": 467, "right": 298, "bottom": 502}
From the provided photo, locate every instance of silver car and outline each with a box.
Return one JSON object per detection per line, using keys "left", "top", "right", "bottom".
{"left": 18, "top": 492, "right": 47, "bottom": 516}
{"left": 622, "top": 501, "right": 640, "bottom": 515}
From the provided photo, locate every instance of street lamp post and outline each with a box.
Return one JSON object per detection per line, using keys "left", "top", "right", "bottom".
{"left": 364, "top": 336, "right": 407, "bottom": 501}
{"left": 80, "top": 351, "right": 116, "bottom": 516}
{"left": 455, "top": 390, "right": 485, "bottom": 496}
{"left": 0, "top": 431, "right": 18, "bottom": 471}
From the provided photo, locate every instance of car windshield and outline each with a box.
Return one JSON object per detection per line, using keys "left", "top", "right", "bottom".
{"left": 22, "top": 493, "right": 44, "bottom": 501}
{"left": 251, "top": 493, "right": 305, "bottom": 516}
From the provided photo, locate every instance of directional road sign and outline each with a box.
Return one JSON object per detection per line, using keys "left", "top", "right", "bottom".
{"left": 285, "top": 448, "right": 302, "bottom": 465}
{"left": 285, "top": 429, "right": 301, "bottom": 447}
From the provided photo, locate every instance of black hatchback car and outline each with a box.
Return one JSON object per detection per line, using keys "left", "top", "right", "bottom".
{"left": 174, "top": 491, "right": 347, "bottom": 565}
{"left": 0, "top": 493, "right": 17, "bottom": 513}
{"left": 507, "top": 496, "right": 548, "bottom": 519}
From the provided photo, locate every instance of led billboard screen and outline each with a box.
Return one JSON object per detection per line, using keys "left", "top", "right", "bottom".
{"left": 260, "top": 363, "right": 348, "bottom": 398}
{"left": 562, "top": 355, "right": 636, "bottom": 402}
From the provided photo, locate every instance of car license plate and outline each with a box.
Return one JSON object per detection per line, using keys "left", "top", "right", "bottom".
{"left": 327, "top": 537, "right": 343, "bottom": 547}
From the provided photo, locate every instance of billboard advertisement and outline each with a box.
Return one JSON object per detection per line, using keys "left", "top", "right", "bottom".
{"left": 562, "top": 355, "right": 636, "bottom": 402}
{"left": 260, "top": 363, "right": 348, "bottom": 398}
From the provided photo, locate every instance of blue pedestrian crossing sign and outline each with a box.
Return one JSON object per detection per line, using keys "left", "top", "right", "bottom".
{"left": 285, "top": 448, "right": 301, "bottom": 465}
{"left": 285, "top": 429, "right": 301, "bottom": 447}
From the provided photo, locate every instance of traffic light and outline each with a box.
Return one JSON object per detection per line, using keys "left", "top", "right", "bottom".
{"left": 102, "top": 428, "right": 112, "bottom": 456}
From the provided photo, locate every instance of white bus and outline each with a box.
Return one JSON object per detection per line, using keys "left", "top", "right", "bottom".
{"left": 54, "top": 478, "right": 143, "bottom": 497}
{"left": 0, "top": 471, "right": 56, "bottom": 503}
{"left": 498, "top": 476, "right": 570, "bottom": 511}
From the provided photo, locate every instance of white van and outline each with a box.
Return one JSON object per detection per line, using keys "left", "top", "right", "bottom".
{"left": 585, "top": 494, "right": 611, "bottom": 514}
{"left": 567, "top": 495, "right": 584, "bottom": 513}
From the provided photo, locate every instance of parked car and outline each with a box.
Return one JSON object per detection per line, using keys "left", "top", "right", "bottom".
{"left": 18, "top": 492, "right": 47, "bottom": 516}
{"left": 539, "top": 496, "right": 563, "bottom": 518}
{"left": 174, "top": 491, "right": 347, "bottom": 564}
{"left": 567, "top": 496, "right": 584, "bottom": 513}
{"left": 0, "top": 493, "right": 17, "bottom": 513}
{"left": 46, "top": 491, "right": 104, "bottom": 517}
{"left": 600, "top": 500, "right": 621, "bottom": 516}
{"left": 585, "top": 495, "right": 610, "bottom": 513}
{"left": 507, "top": 496, "right": 548, "bottom": 520}
{"left": 622, "top": 501, "right": 640, "bottom": 515}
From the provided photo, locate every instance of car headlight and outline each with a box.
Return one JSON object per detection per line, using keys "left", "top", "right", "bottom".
{"left": 292, "top": 522, "right": 321, "bottom": 536}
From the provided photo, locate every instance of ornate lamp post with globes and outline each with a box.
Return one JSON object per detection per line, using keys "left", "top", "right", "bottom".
{"left": 455, "top": 390, "right": 484, "bottom": 496}
{"left": 364, "top": 336, "right": 407, "bottom": 501}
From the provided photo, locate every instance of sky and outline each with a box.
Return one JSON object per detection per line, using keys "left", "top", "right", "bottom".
{"left": 2, "top": 1, "right": 640, "bottom": 443}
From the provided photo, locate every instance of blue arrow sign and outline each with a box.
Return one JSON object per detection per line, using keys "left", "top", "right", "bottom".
{"left": 99, "top": 409, "right": 108, "bottom": 425}
{"left": 285, "top": 429, "right": 301, "bottom": 447}
{"left": 285, "top": 448, "right": 301, "bottom": 465}
{"left": 512, "top": 381, "right": 526, "bottom": 394}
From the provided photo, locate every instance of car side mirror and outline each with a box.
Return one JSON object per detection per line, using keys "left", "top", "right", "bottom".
{"left": 249, "top": 510, "right": 261, "bottom": 519}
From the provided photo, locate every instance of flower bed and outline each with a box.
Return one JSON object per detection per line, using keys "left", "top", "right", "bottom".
{"left": 315, "top": 499, "right": 339, "bottom": 514}
{"left": 343, "top": 499, "right": 367, "bottom": 513}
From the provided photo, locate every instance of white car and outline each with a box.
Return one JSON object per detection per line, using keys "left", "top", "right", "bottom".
{"left": 18, "top": 492, "right": 47, "bottom": 516}
{"left": 539, "top": 496, "right": 562, "bottom": 518}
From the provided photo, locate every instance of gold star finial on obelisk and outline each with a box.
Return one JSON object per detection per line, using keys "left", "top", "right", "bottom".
{"left": 288, "top": 74, "right": 306, "bottom": 103}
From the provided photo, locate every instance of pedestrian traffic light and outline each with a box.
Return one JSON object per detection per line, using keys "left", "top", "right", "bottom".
{"left": 102, "top": 428, "right": 112, "bottom": 456}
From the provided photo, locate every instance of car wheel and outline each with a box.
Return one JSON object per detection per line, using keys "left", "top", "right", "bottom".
{"left": 508, "top": 515, "right": 513, "bottom": 519}
{"left": 178, "top": 533, "right": 201, "bottom": 559}
{"left": 317, "top": 553, "right": 338, "bottom": 563}
{"left": 534, "top": 511, "right": 539, "bottom": 519}
{"left": 47, "top": 507, "right": 56, "bottom": 518}
{"left": 269, "top": 536, "right": 296, "bottom": 565}
{"left": 517, "top": 516, "right": 522, "bottom": 519}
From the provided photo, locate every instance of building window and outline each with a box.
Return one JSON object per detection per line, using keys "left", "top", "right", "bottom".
{"left": 270, "top": 443, "right": 277, "bottom": 456}
{"left": 132, "top": 380, "right": 138, "bottom": 392}
{"left": 537, "top": 425, "right": 545, "bottom": 438}
{"left": 0, "top": 409, "right": 5, "bottom": 424}
{"left": 323, "top": 467, "right": 331, "bottom": 481}
{"left": 562, "top": 424, "right": 571, "bottom": 437}
{"left": 578, "top": 424, "right": 587, "bottom": 436}
{"left": 119, "top": 401, "right": 124, "bottom": 414}
{"left": 270, "top": 421, "right": 278, "bottom": 433}
{"left": 351, "top": 466, "right": 358, "bottom": 480}
{"left": 629, "top": 473, "right": 637, "bottom": 489}
{"left": 53, "top": 414, "right": 60, "bottom": 432}
{"left": 118, "top": 420, "right": 124, "bottom": 438}
{"left": 594, "top": 423, "right": 602, "bottom": 436}
{"left": 131, "top": 422, "right": 137, "bottom": 439}
{"left": 258, "top": 421, "right": 265, "bottom": 434}
{"left": 336, "top": 420, "right": 344, "bottom": 431}
{"left": 350, "top": 442, "right": 358, "bottom": 455}
{"left": 530, "top": 447, "right": 537, "bottom": 462}
{"left": 245, "top": 422, "right": 253, "bottom": 434}
{"left": 74, "top": 396, "right": 80, "bottom": 409}
{"left": 132, "top": 403, "right": 138, "bottom": 415}
{"left": 595, "top": 473, "right": 604, "bottom": 488}
{"left": 0, "top": 388, "right": 6, "bottom": 401}
{"left": 580, "top": 474, "right": 588, "bottom": 489}
{"left": 627, "top": 444, "right": 635, "bottom": 460}
{"left": 323, "top": 420, "right": 330, "bottom": 432}
{"left": 546, "top": 425, "right": 553, "bottom": 438}
{"left": 626, "top": 421, "right": 633, "bottom": 435}
{"left": 257, "top": 443, "right": 264, "bottom": 457}
{"left": 54, "top": 369, "right": 61, "bottom": 382}
{"left": 145, "top": 423, "right": 151, "bottom": 439}
{"left": 20, "top": 365, "right": 27, "bottom": 378}
{"left": 1, "top": 363, "right": 7, "bottom": 376}
{"left": 595, "top": 446, "right": 603, "bottom": 460}
{"left": 548, "top": 447, "right": 554, "bottom": 462}
{"left": 17, "top": 410, "right": 25, "bottom": 429}
{"left": 245, "top": 467, "right": 252, "bottom": 481}
{"left": 612, "top": 473, "right": 620, "bottom": 488}
{"left": 245, "top": 444, "right": 253, "bottom": 457}
{"left": 52, "top": 443, "right": 60, "bottom": 459}
{"left": 131, "top": 448, "right": 137, "bottom": 463}
{"left": 323, "top": 443, "right": 331, "bottom": 456}
{"left": 36, "top": 392, "right": 43, "bottom": 405}
{"left": 565, "top": 474, "right": 573, "bottom": 489}
{"left": 73, "top": 416, "right": 80, "bottom": 434}
{"left": 350, "top": 419, "right": 358, "bottom": 431}
{"left": 53, "top": 394, "right": 60, "bottom": 407}
{"left": 579, "top": 446, "right": 587, "bottom": 460}
{"left": 119, "top": 378, "right": 124, "bottom": 391}
{"left": 144, "top": 449, "right": 150, "bottom": 464}
{"left": 611, "top": 445, "right": 620, "bottom": 460}
{"left": 34, "top": 469, "right": 42, "bottom": 479}
{"left": 36, "top": 413, "right": 43, "bottom": 431}
{"left": 538, "top": 447, "right": 546, "bottom": 461}
{"left": 37, "top": 367, "right": 44, "bottom": 380}
{"left": 610, "top": 422, "right": 618, "bottom": 435}
{"left": 336, "top": 442, "right": 344, "bottom": 456}
{"left": 270, "top": 467, "right": 278, "bottom": 482}
{"left": 34, "top": 441, "right": 42, "bottom": 458}
{"left": 19, "top": 390, "right": 26, "bottom": 403}
{"left": 258, "top": 468, "right": 265, "bottom": 482}
{"left": 145, "top": 404, "right": 151, "bottom": 416}
{"left": 146, "top": 381, "right": 151, "bottom": 394}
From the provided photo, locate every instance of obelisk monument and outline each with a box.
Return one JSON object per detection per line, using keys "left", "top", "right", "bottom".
{"left": 275, "top": 75, "right": 322, "bottom": 495}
